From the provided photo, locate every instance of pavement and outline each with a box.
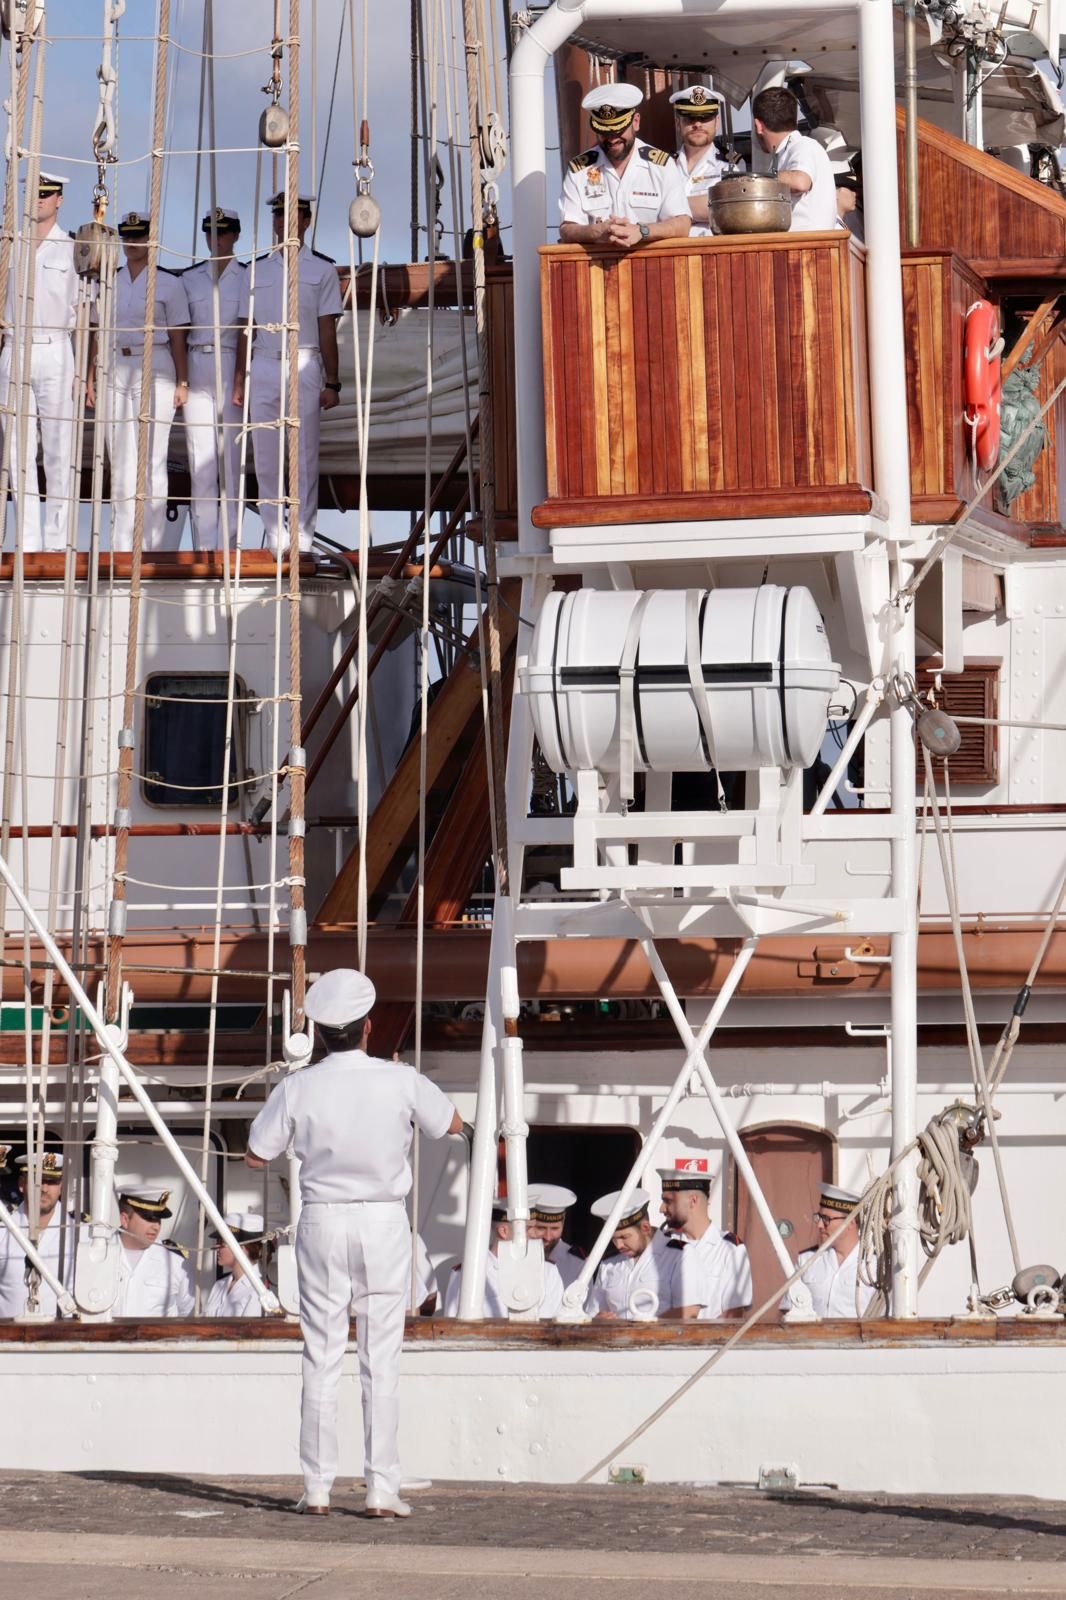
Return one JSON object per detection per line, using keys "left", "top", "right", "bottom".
{"left": 3, "top": 1475, "right": 1066, "bottom": 1598}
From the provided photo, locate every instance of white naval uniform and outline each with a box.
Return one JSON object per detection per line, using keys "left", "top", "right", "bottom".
{"left": 114, "top": 1239, "right": 194, "bottom": 1316}
{"left": 181, "top": 257, "right": 246, "bottom": 549}
{"left": 442, "top": 1248, "right": 564, "bottom": 1319}
{"left": 0, "top": 1204, "right": 77, "bottom": 1317}
{"left": 588, "top": 1230, "right": 684, "bottom": 1320}
{"left": 769, "top": 130, "right": 838, "bottom": 232}
{"left": 560, "top": 145, "right": 690, "bottom": 228}
{"left": 108, "top": 264, "right": 190, "bottom": 551}
{"left": 0, "top": 221, "right": 78, "bottom": 551}
{"left": 548, "top": 1240, "right": 586, "bottom": 1290}
{"left": 676, "top": 1224, "right": 752, "bottom": 1320}
{"left": 238, "top": 245, "right": 343, "bottom": 552}
{"left": 205, "top": 1269, "right": 262, "bottom": 1317}
{"left": 248, "top": 1048, "right": 456, "bottom": 1502}
{"left": 673, "top": 144, "right": 740, "bottom": 237}
{"left": 792, "top": 1243, "right": 874, "bottom": 1318}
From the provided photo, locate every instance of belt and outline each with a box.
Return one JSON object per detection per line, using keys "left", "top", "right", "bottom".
{"left": 190, "top": 343, "right": 237, "bottom": 354}
{"left": 255, "top": 347, "right": 319, "bottom": 360}
{"left": 118, "top": 344, "right": 167, "bottom": 357}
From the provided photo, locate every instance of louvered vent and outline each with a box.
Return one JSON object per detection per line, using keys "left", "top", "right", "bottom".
{"left": 916, "top": 659, "right": 1000, "bottom": 785}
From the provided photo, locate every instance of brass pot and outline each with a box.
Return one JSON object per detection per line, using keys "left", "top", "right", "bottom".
{"left": 708, "top": 174, "right": 792, "bottom": 235}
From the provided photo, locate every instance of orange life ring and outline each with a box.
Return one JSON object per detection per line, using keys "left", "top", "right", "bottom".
{"left": 964, "top": 299, "right": 1003, "bottom": 474}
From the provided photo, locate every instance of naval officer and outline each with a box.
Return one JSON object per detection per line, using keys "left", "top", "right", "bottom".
{"left": 181, "top": 207, "right": 247, "bottom": 549}
{"left": 233, "top": 193, "right": 343, "bottom": 554}
{"left": 586, "top": 1187, "right": 687, "bottom": 1321}
{"left": 789, "top": 1181, "right": 875, "bottom": 1318}
{"left": 670, "top": 86, "right": 741, "bottom": 237}
{"left": 0, "top": 172, "right": 79, "bottom": 552}
{"left": 246, "top": 967, "right": 462, "bottom": 1519}
{"left": 0, "top": 1149, "right": 77, "bottom": 1317}
{"left": 95, "top": 212, "right": 190, "bottom": 551}
{"left": 206, "top": 1211, "right": 266, "bottom": 1317}
{"left": 527, "top": 1183, "right": 585, "bottom": 1289}
{"left": 659, "top": 1163, "right": 752, "bottom": 1320}
{"left": 113, "top": 1186, "right": 194, "bottom": 1316}
{"left": 752, "top": 87, "right": 837, "bottom": 233}
{"left": 442, "top": 1200, "right": 565, "bottom": 1319}
{"left": 559, "top": 83, "right": 691, "bottom": 249}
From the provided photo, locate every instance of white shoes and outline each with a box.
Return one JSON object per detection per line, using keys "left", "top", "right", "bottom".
{"left": 364, "top": 1492, "right": 412, "bottom": 1519}
{"left": 296, "top": 1491, "right": 330, "bottom": 1516}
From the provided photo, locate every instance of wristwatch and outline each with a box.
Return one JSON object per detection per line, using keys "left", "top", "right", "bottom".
{"left": 324, "top": 380, "right": 342, "bottom": 392}
{"left": 638, "top": 223, "right": 650, "bottom": 241}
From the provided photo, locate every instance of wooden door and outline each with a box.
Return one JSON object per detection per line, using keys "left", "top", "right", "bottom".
{"left": 732, "top": 1125, "right": 834, "bottom": 1321}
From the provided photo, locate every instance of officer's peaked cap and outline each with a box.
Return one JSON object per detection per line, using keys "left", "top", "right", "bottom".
{"left": 304, "top": 967, "right": 376, "bottom": 1027}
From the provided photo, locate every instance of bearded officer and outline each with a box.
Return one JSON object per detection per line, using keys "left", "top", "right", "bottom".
{"left": 0, "top": 1149, "right": 77, "bottom": 1317}
{"left": 113, "top": 1186, "right": 194, "bottom": 1316}
{"left": 586, "top": 1188, "right": 686, "bottom": 1321}
{"left": 233, "top": 193, "right": 342, "bottom": 554}
{"left": 95, "top": 212, "right": 190, "bottom": 551}
{"left": 788, "top": 1182, "right": 875, "bottom": 1319}
{"left": 181, "top": 206, "right": 247, "bottom": 549}
{"left": 0, "top": 172, "right": 78, "bottom": 551}
{"left": 527, "top": 1183, "right": 584, "bottom": 1289}
{"left": 669, "top": 86, "right": 740, "bottom": 236}
{"left": 659, "top": 1162, "right": 752, "bottom": 1321}
{"left": 442, "top": 1199, "right": 564, "bottom": 1319}
{"left": 246, "top": 968, "right": 462, "bottom": 1519}
{"left": 206, "top": 1211, "right": 267, "bottom": 1318}
{"left": 559, "top": 83, "right": 691, "bottom": 249}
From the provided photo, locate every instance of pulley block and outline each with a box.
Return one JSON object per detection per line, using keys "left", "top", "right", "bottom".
{"left": 349, "top": 193, "right": 381, "bottom": 238}
{"left": 259, "top": 104, "right": 289, "bottom": 149}
{"left": 73, "top": 220, "right": 118, "bottom": 281}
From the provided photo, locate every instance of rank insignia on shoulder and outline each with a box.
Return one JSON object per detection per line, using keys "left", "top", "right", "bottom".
{"left": 723, "top": 1230, "right": 742, "bottom": 1246}
{"left": 163, "top": 1238, "right": 189, "bottom": 1259}
{"left": 569, "top": 149, "right": 598, "bottom": 173}
{"left": 666, "top": 1237, "right": 686, "bottom": 1251}
{"left": 641, "top": 146, "right": 670, "bottom": 166}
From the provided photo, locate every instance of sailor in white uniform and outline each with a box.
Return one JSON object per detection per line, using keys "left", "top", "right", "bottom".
{"left": 205, "top": 1211, "right": 267, "bottom": 1317}
{"left": 113, "top": 1186, "right": 194, "bottom": 1317}
{"left": 791, "top": 1182, "right": 876, "bottom": 1319}
{"left": 527, "top": 1183, "right": 585, "bottom": 1289}
{"left": 659, "top": 1163, "right": 752, "bottom": 1321}
{"left": 560, "top": 83, "right": 691, "bottom": 250}
{"left": 752, "top": 86, "right": 837, "bottom": 233}
{"left": 0, "top": 1149, "right": 77, "bottom": 1317}
{"left": 233, "top": 193, "right": 343, "bottom": 553}
{"left": 100, "top": 212, "right": 190, "bottom": 551}
{"left": 442, "top": 1202, "right": 565, "bottom": 1319}
{"left": 181, "top": 207, "right": 247, "bottom": 549}
{"left": 247, "top": 967, "right": 462, "bottom": 1519}
{"left": 0, "top": 172, "right": 79, "bottom": 552}
{"left": 669, "top": 86, "right": 740, "bottom": 237}
{"left": 586, "top": 1188, "right": 685, "bottom": 1321}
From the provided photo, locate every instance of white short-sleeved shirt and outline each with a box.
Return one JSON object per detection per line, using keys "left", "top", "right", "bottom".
{"left": 442, "top": 1248, "right": 564, "bottom": 1319}
{"left": 588, "top": 1229, "right": 686, "bottom": 1320}
{"left": 181, "top": 257, "right": 246, "bottom": 354}
{"left": 788, "top": 1243, "right": 874, "bottom": 1318}
{"left": 114, "top": 264, "right": 189, "bottom": 352}
{"left": 115, "top": 1239, "right": 194, "bottom": 1316}
{"left": 239, "top": 245, "right": 343, "bottom": 357}
{"left": 769, "top": 130, "right": 837, "bottom": 232}
{"left": 675, "top": 1224, "right": 752, "bottom": 1319}
{"left": 0, "top": 1204, "right": 77, "bottom": 1317}
{"left": 673, "top": 145, "right": 742, "bottom": 237}
{"left": 248, "top": 1049, "right": 456, "bottom": 1204}
{"left": 560, "top": 145, "right": 691, "bottom": 228}
{"left": 205, "top": 1270, "right": 262, "bottom": 1317}
{"left": 4, "top": 221, "right": 78, "bottom": 339}
{"left": 548, "top": 1240, "right": 586, "bottom": 1289}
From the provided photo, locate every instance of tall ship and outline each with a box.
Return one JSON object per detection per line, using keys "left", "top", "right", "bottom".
{"left": 3, "top": 0, "right": 1066, "bottom": 1497}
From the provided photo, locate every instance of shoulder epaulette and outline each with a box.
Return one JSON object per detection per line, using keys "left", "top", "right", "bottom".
{"left": 641, "top": 145, "right": 670, "bottom": 166}
{"left": 254, "top": 251, "right": 272, "bottom": 263}
{"left": 722, "top": 1230, "right": 741, "bottom": 1247}
{"left": 163, "top": 1237, "right": 189, "bottom": 1259}
{"left": 568, "top": 149, "right": 598, "bottom": 173}
{"left": 159, "top": 266, "right": 181, "bottom": 277}
{"left": 311, "top": 249, "right": 336, "bottom": 265}
{"left": 666, "top": 1236, "right": 686, "bottom": 1251}
{"left": 67, "top": 229, "right": 76, "bottom": 240}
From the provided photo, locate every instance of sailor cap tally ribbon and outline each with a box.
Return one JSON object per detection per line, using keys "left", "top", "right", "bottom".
{"left": 117, "top": 211, "right": 150, "bottom": 239}
{"left": 669, "top": 85, "right": 721, "bottom": 117}
{"left": 303, "top": 967, "right": 377, "bottom": 1028}
{"left": 528, "top": 1183, "right": 577, "bottom": 1223}
{"left": 591, "top": 1187, "right": 651, "bottom": 1230}
{"left": 202, "top": 205, "right": 241, "bottom": 231}
{"left": 267, "top": 190, "right": 314, "bottom": 213}
{"left": 117, "top": 1186, "right": 173, "bottom": 1219}
{"left": 582, "top": 82, "right": 643, "bottom": 134}
{"left": 818, "top": 1182, "right": 860, "bottom": 1214}
{"left": 658, "top": 1158, "right": 713, "bottom": 1190}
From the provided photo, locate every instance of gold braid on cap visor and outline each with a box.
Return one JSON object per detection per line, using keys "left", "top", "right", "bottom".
{"left": 591, "top": 108, "right": 636, "bottom": 133}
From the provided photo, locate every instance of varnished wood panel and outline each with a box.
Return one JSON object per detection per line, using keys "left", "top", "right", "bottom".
{"left": 537, "top": 233, "right": 872, "bottom": 526}
{"left": 902, "top": 251, "right": 986, "bottom": 521}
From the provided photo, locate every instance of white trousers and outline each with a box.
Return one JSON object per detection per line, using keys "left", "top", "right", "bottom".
{"left": 0, "top": 339, "right": 75, "bottom": 551}
{"left": 185, "top": 348, "right": 243, "bottom": 550}
{"left": 249, "top": 349, "right": 322, "bottom": 553}
{"left": 295, "top": 1199, "right": 410, "bottom": 1500}
{"left": 109, "top": 350, "right": 177, "bottom": 552}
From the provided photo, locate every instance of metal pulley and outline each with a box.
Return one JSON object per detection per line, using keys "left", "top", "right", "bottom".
{"left": 2, "top": 0, "right": 45, "bottom": 40}
{"left": 917, "top": 704, "right": 962, "bottom": 758}
{"left": 1011, "top": 1264, "right": 1062, "bottom": 1313}
{"left": 73, "top": 220, "right": 118, "bottom": 281}
{"left": 259, "top": 103, "right": 289, "bottom": 149}
{"left": 349, "top": 126, "right": 380, "bottom": 238}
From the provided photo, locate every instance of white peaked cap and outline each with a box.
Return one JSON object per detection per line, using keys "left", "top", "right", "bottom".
{"left": 225, "top": 1211, "right": 264, "bottom": 1233}
{"left": 527, "top": 1183, "right": 577, "bottom": 1216}
{"left": 591, "top": 1187, "right": 651, "bottom": 1222}
{"left": 582, "top": 82, "right": 643, "bottom": 115}
{"left": 303, "top": 967, "right": 376, "bottom": 1026}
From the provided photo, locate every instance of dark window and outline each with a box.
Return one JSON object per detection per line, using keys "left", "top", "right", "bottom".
{"left": 916, "top": 657, "right": 1001, "bottom": 785}
{"left": 497, "top": 1124, "right": 642, "bottom": 1255}
{"left": 142, "top": 673, "right": 246, "bottom": 808}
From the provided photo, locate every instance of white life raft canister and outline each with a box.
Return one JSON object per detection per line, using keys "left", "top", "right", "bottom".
{"left": 521, "top": 586, "right": 840, "bottom": 791}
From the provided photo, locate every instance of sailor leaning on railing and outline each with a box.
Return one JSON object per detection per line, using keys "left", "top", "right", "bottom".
{"left": 558, "top": 84, "right": 692, "bottom": 250}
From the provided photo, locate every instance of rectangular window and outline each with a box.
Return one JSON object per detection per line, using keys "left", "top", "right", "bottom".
{"left": 142, "top": 673, "right": 246, "bottom": 808}
{"left": 916, "top": 658, "right": 1000, "bottom": 785}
